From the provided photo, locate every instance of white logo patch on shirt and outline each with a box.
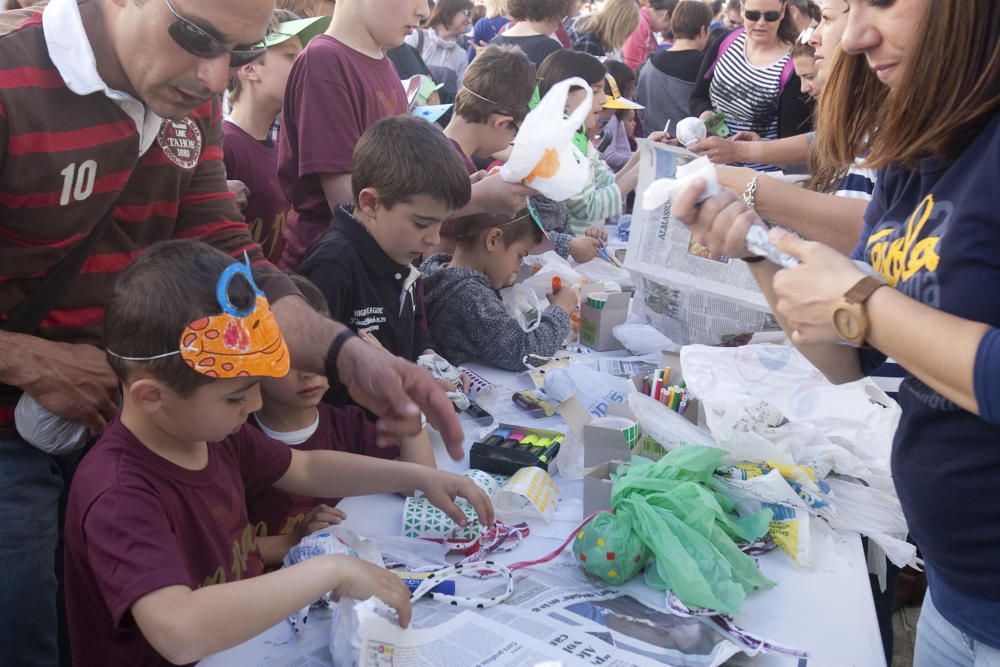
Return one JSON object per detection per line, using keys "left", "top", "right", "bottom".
{"left": 157, "top": 117, "right": 202, "bottom": 169}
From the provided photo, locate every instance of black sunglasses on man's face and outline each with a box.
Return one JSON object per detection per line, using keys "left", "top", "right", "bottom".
{"left": 744, "top": 9, "right": 783, "bottom": 22}
{"left": 163, "top": 0, "right": 267, "bottom": 67}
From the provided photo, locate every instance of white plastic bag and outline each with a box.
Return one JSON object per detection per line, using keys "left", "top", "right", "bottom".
{"left": 613, "top": 322, "right": 679, "bottom": 355}
{"left": 499, "top": 283, "right": 543, "bottom": 332}
{"left": 15, "top": 392, "right": 90, "bottom": 455}
{"left": 573, "top": 258, "right": 633, "bottom": 289}
{"left": 521, "top": 251, "right": 584, "bottom": 301}
{"left": 543, "top": 365, "right": 633, "bottom": 417}
{"left": 628, "top": 392, "right": 716, "bottom": 453}
{"left": 824, "top": 478, "right": 919, "bottom": 577}
{"left": 681, "top": 344, "right": 900, "bottom": 488}
{"left": 500, "top": 77, "right": 593, "bottom": 201}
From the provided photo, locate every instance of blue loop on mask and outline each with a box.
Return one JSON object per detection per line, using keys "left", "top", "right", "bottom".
{"left": 216, "top": 252, "right": 264, "bottom": 317}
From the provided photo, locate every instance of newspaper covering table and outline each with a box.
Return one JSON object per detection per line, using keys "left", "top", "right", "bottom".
{"left": 199, "top": 357, "right": 884, "bottom": 667}
{"left": 626, "top": 141, "right": 779, "bottom": 345}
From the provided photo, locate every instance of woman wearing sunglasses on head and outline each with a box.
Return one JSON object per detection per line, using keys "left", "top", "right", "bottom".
{"left": 675, "top": 1, "right": 1000, "bottom": 664}
{"left": 689, "top": 0, "right": 812, "bottom": 171}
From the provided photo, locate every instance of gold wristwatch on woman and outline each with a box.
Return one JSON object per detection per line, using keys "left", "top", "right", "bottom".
{"left": 832, "top": 276, "right": 886, "bottom": 346}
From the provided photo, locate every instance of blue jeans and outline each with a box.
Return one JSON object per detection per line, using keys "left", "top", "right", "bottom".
{"left": 0, "top": 433, "right": 65, "bottom": 667}
{"left": 915, "top": 591, "right": 1000, "bottom": 667}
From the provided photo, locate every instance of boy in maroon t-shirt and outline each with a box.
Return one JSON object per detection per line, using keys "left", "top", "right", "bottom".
{"left": 247, "top": 275, "right": 436, "bottom": 538}
{"left": 63, "top": 241, "right": 492, "bottom": 667}
{"left": 277, "top": 0, "right": 536, "bottom": 270}
{"left": 223, "top": 15, "right": 331, "bottom": 262}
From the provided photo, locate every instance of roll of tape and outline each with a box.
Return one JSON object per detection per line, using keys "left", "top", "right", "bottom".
{"left": 592, "top": 416, "right": 640, "bottom": 451}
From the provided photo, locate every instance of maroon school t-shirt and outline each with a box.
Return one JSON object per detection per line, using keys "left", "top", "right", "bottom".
{"left": 277, "top": 35, "right": 409, "bottom": 269}
{"left": 64, "top": 419, "right": 293, "bottom": 667}
{"left": 222, "top": 120, "right": 292, "bottom": 263}
{"left": 247, "top": 403, "right": 401, "bottom": 537}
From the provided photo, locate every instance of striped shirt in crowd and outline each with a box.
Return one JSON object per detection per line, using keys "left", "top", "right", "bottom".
{"left": 709, "top": 32, "right": 790, "bottom": 171}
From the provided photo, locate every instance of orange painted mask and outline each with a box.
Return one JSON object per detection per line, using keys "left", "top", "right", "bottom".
{"left": 107, "top": 254, "right": 290, "bottom": 379}
{"left": 178, "top": 256, "right": 289, "bottom": 379}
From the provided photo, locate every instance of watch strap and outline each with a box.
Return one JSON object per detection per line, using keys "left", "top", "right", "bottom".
{"left": 323, "top": 328, "right": 358, "bottom": 380}
{"left": 845, "top": 275, "right": 885, "bottom": 304}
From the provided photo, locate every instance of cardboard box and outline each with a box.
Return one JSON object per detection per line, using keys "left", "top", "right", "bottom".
{"left": 559, "top": 398, "right": 638, "bottom": 468}
{"left": 583, "top": 460, "right": 630, "bottom": 514}
{"left": 628, "top": 350, "right": 705, "bottom": 429}
{"left": 578, "top": 284, "right": 629, "bottom": 352}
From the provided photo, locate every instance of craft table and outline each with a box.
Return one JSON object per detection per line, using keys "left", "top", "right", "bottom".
{"left": 201, "top": 353, "right": 886, "bottom": 667}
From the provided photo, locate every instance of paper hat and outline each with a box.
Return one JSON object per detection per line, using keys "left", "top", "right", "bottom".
{"left": 403, "top": 75, "right": 445, "bottom": 109}
{"left": 262, "top": 16, "right": 331, "bottom": 49}
{"left": 107, "top": 254, "right": 290, "bottom": 380}
{"left": 602, "top": 73, "right": 644, "bottom": 110}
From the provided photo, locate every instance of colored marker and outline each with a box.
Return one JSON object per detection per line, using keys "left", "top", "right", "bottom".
{"left": 537, "top": 438, "right": 563, "bottom": 464}
{"left": 493, "top": 429, "right": 511, "bottom": 439}
{"left": 499, "top": 432, "right": 526, "bottom": 448}
{"left": 482, "top": 435, "right": 505, "bottom": 447}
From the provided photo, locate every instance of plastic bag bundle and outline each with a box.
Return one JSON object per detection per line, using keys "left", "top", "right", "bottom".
{"left": 500, "top": 77, "right": 593, "bottom": 201}
{"left": 680, "top": 344, "right": 900, "bottom": 489}
{"left": 521, "top": 251, "right": 585, "bottom": 301}
{"left": 499, "top": 283, "right": 544, "bottom": 333}
{"left": 573, "top": 446, "right": 774, "bottom": 614}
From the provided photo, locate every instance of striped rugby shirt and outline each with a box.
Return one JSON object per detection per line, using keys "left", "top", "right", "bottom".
{"left": 0, "top": 2, "right": 295, "bottom": 425}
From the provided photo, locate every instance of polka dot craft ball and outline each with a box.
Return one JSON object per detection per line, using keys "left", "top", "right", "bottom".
{"left": 571, "top": 512, "right": 649, "bottom": 585}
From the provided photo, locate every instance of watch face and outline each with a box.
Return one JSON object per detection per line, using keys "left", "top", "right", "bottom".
{"left": 833, "top": 307, "right": 862, "bottom": 341}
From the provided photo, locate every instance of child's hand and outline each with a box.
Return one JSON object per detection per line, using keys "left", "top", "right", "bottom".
{"left": 417, "top": 469, "right": 494, "bottom": 529}
{"left": 328, "top": 555, "right": 413, "bottom": 628}
{"left": 584, "top": 226, "right": 608, "bottom": 242}
{"left": 296, "top": 504, "right": 347, "bottom": 541}
{"left": 569, "top": 236, "right": 601, "bottom": 263}
{"left": 548, "top": 286, "right": 578, "bottom": 314}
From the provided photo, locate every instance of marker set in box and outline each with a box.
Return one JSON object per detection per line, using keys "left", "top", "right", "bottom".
{"left": 469, "top": 424, "right": 565, "bottom": 476}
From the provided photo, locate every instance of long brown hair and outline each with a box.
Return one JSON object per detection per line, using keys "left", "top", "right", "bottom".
{"left": 815, "top": 0, "right": 1000, "bottom": 175}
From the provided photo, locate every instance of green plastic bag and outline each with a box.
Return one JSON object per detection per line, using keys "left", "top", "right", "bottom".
{"left": 575, "top": 445, "right": 774, "bottom": 614}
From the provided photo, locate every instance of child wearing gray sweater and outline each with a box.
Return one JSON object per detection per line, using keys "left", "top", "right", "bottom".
{"left": 420, "top": 211, "right": 577, "bottom": 371}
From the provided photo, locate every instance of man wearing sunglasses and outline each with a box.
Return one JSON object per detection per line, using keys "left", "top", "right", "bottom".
{"left": 0, "top": 1, "right": 469, "bottom": 665}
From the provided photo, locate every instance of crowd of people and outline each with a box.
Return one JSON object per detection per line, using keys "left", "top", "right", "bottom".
{"left": 0, "top": 0, "right": 997, "bottom": 665}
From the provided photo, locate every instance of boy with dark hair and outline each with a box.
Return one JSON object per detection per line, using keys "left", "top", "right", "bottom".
{"left": 420, "top": 211, "right": 577, "bottom": 371}
{"left": 444, "top": 44, "right": 535, "bottom": 173}
{"left": 299, "top": 116, "right": 470, "bottom": 404}
{"left": 64, "top": 240, "right": 491, "bottom": 667}
{"left": 248, "top": 274, "right": 436, "bottom": 540}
